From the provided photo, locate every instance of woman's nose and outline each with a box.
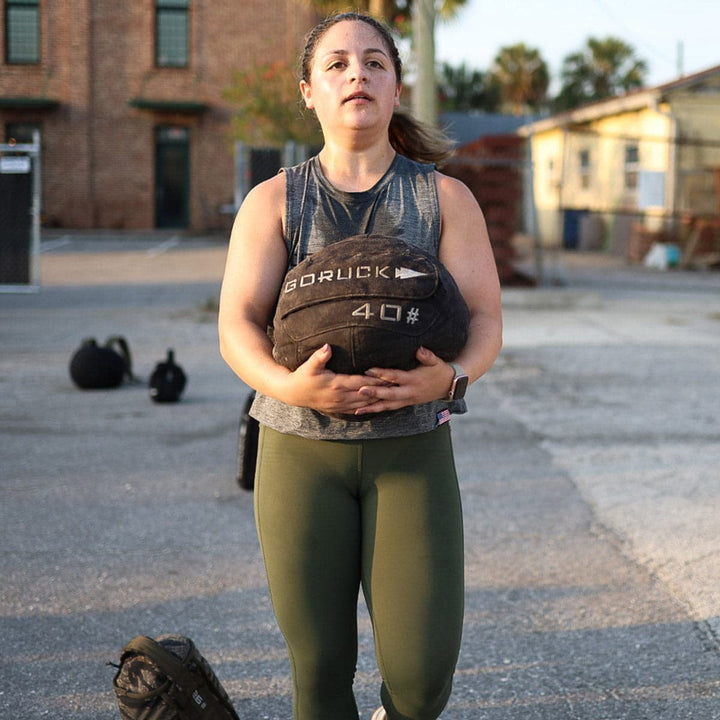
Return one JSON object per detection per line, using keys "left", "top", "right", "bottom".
{"left": 347, "top": 59, "right": 368, "bottom": 83}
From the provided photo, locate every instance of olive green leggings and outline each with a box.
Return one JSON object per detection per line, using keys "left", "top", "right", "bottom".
{"left": 254, "top": 423, "right": 464, "bottom": 720}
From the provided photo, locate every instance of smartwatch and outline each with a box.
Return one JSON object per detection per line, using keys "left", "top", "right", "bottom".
{"left": 445, "top": 363, "right": 469, "bottom": 402}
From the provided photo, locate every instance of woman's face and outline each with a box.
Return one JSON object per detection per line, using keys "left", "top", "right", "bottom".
{"left": 300, "top": 20, "right": 401, "bottom": 137}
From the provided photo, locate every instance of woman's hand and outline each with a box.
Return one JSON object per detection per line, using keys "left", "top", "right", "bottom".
{"left": 285, "top": 344, "right": 392, "bottom": 417}
{"left": 353, "top": 346, "right": 454, "bottom": 416}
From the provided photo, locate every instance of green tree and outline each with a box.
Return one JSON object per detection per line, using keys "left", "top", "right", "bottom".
{"left": 437, "top": 62, "right": 500, "bottom": 112}
{"left": 554, "top": 36, "right": 648, "bottom": 110}
{"left": 223, "top": 60, "right": 322, "bottom": 147}
{"left": 488, "top": 43, "right": 549, "bottom": 115}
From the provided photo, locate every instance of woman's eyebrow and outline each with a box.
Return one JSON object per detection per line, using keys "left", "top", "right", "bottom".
{"left": 322, "top": 47, "right": 389, "bottom": 59}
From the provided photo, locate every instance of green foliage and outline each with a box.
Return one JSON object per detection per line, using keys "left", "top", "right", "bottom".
{"left": 437, "top": 35, "right": 648, "bottom": 116}
{"left": 437, "top": 62, "right": 500, "bottom": 112}
{"left": 488, "top": 43, "right": 549, "bottom": 115}
{"left": 223, "top": 60, "right": 322, "bottom": 148}
{"left": 554, "top": 36, "right": 648, "bottom": 111}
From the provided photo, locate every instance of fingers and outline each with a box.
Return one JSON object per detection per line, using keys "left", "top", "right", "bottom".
{"left": 305, "top": 343, "right": 332, "bottom": 372}
{"left": 364, "top": 347, "right": 442, "bottom": 380}
{"left": 415, "top": 345, "right": 440, "bottom": 366}
{"left": 357, "top": 347, "right": 454, "bottom": 414}
{"left": 293, "top": 345, "right": 451, "bottom": 416}
{"left": 290, "top": 345, "right": 390, "bottom": 415}
{"left": 302, "top": 345, "right": 392, "bottom": 384}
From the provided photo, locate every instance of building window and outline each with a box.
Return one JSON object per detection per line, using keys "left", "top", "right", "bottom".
{"left": 5, "top": 0, "right": 39, "bottom": 64}
{"left": 624, "top": 143, "right": 639, "bottom": 190}
{"left": 579, "top": 149, "right": 591, "bottom": 189}
{"left": 156, "top": 0, "right": 189, "bottom": 68}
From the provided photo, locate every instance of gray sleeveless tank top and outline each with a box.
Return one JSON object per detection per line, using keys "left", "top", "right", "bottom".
{"left": 250, "top": 153, "right": 467, "bottom": 440}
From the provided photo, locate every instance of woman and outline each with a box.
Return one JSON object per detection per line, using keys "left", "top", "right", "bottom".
{"left": 219, "top": 12, "right": 502, "bottom": 720}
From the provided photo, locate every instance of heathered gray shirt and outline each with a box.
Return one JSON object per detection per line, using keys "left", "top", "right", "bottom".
{"left": 250, "top": 153, "right": 467, "bottom": 440}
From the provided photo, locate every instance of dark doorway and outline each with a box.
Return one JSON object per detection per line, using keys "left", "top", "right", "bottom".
{"left": 249, "top": 147, "right": 282, "bottom": 189}
{"left": 562, "top": 208, "right": 589, "bottom": 250}
{"left": 0, "top": 158, "right": 33, "bottom": 284}
{"left": 155, "top": 126, "right": 189, "bottom": 228}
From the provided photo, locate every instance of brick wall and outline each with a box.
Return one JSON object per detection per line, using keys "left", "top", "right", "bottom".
{"left": 443, "top": 135, "right": 535, "bottom": 286}
{"left": 0, "top": 0, "right": 318, "bottom": 230}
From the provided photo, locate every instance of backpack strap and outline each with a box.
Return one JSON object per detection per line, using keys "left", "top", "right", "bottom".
{"left": 121, "top": 635, "right": 195, "bottom": 687}
{"left": 105, "top": 335, "right": 136, "bottom": 381}
{"left": 118, "top": 636, "right": 240, "bottom": 720}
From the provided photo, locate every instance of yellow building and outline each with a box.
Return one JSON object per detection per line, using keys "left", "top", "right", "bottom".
{"left": 520, "top": 65, "right": 720, "bottom": 259}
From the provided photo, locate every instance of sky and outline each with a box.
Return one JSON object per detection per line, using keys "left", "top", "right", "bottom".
{"left": 434, "top": 0, "right": 720, "bottom": 93}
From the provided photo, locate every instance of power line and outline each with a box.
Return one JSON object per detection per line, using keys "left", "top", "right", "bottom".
{"left": 588, "top": 0, "right": 678, "bottom": 69}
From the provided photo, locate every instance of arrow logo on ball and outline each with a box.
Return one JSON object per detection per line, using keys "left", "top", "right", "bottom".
{"left": 395, "top": 267, "right": 428, "bottom": 279}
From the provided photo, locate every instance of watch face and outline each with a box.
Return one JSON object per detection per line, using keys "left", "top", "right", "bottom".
{"left": 453, "top": 374, "right": 469, "bottom": 400}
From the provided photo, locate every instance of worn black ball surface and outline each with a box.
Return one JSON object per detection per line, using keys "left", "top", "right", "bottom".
{"left": 272, "top": 235, "right": 470, "bottom": 375}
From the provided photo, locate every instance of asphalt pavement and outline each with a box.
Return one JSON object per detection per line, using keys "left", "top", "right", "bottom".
{"left": 1, "top": 232, "right": 720, "bottom": 719}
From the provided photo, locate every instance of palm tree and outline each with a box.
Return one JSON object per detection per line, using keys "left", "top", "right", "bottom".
{"left": 438, "top": 62, "right": 500, "bottom": 112}
{"left": 554, "top": 36, "right": 648, "bottom": 110}
{"left": 488, "top": 43, "right": 549, "bottom": 115}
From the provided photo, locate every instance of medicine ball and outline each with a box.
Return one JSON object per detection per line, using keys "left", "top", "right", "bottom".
{"left": 271, "top": 235, "right": 470, "bottom": 375}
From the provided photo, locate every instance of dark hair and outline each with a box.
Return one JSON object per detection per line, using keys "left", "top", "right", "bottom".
{"left": 300, "top": 12, "right": 403, "bottom": 86}
{"left": 300, "top": 12, "right": 454, "bottom": 166}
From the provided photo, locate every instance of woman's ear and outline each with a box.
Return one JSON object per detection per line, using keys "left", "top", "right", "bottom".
{"left": 300, "top": 80, "right": 314, "bottom": 109}
{"left": 394, "top": 83, "right": 402, "bottom": 107}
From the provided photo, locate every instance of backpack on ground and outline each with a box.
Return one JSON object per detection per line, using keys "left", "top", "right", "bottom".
{"left": 111, "top": 634, "right": 240, "bottom": 720}
{"left": 69, "top": 335, "right": 134, "bottom": 389}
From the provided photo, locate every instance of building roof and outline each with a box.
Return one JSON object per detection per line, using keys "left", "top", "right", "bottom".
{"left": 518, "top": 63, "right": 720, "bottom": 136}
{"left": 440, "top": 112, "right": 541, "bottom": 146}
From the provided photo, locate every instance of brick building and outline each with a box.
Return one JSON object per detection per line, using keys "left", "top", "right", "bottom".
{"left": 0, "top": 0, "right": 318, "bottom": 230}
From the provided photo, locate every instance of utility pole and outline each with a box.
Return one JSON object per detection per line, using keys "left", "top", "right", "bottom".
{"left": 412, "top": 0, "right": 437, "bottom": 125}
{"left": 676, "top": 41, "right": 685, "bottom": 77}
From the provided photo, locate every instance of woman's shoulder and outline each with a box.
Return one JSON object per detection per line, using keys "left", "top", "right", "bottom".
{"left": 241, "top": 171, "right": 286, "bottom": 212}
{"left": 433, "top": 169, "right": 476, "bottom": 205}
{"left": 433, "top": 170, "right": 486, "bottom": 243}
{"left": 233, "top": 172, "right": 286, "bottom": 243}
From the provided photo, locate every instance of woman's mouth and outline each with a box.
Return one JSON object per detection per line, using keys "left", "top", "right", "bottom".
{"left": 344, "top": 92, "right": 372, "bottom": 103}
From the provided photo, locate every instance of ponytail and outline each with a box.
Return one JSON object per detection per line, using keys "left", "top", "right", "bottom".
{"left": 389, "top": 108, "right": 455, "bottom": 166}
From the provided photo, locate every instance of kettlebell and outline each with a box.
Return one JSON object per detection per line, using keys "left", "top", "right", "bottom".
{"left": 149, "top": 349, "right": 187, "bottom": 403}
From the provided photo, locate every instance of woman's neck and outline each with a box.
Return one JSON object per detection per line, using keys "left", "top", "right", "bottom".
{"left": 317, "top": 141, "right": 396, "bottom": 193}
